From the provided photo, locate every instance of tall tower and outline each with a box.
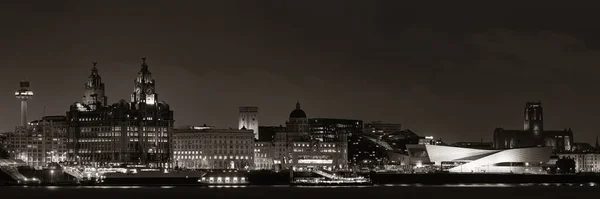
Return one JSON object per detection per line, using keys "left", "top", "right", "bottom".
{"left": 15, "top": 81, "right": 33, "bottom": 127}
{"left": 82, "top": 62, "right": 107, "bottom": 110}
{"left": 131, "top": 58, "right": 157, "bottom": 106}
{"left": 239, "top": 107, "right": 259, "bottom": 139}
{"left": 524, "top": 101, "right": 543, "bottom": 136}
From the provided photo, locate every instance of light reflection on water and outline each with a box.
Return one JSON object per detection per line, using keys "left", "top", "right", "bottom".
{"left": 23, "top": 183, "right": 599, "bottom": 190}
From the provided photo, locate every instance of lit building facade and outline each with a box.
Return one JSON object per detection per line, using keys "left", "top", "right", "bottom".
{"left": 239, "top": 107, "right": 259, "bottom": 140}
{"left": 493, "top": 101, "right": 574, "bottom": 152}
{"left": 173, "top": 129, "right": 254, "bottom": 170}
{"left": 272, "top": 102, "right": 348, "bottom": 171}
{"left": 418, "top": 136, "right": 442, "bottom": 145}
{"left": 254, "top": 141, "right": 274, "bottom": 170}
{"left": 7, "top": 116, "right": 68, "bottom": 168}
{"left": 558, "top": 153, "right": 600, "bottom": 173}
{"left": 364, "top": 121, "right": 402, "bottom": 135}
{"left": 66, "top": 60, "right": 174, "bottom": 168}
{"left": 408, "top": 145, "right": 553, "bottom": 174}
{"left": 308, "top": 118, "right": 361, "bottom": 166}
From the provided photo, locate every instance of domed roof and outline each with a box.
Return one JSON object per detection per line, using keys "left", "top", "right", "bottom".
{"left": 289, "top": 101, "right": 307, "bottom": 119}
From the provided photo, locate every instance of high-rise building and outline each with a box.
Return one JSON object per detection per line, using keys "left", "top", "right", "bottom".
{"left": 308, "top": 118, "right": 360, "bottom": 165}
{"left": 66, "top": 60, "right": 174, "bottom": 168}
{"left": 238, "top": 107, "right": 258, "bottom": 140}
{"left": 7, "top": 116, "right": 68, "bottom": 168}
{"left": 15, "top": 81, "right": 33, "bottom": 127}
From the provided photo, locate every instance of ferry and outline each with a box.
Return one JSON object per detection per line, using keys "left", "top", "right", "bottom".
{"left": 291, "top": 177, "right": 373, "bottom": 186}
{"left": 291, "top": 169, "right": 373, "bottom": 186}
{"left": 197, "top": 170, "right": 249, "bottom": 186}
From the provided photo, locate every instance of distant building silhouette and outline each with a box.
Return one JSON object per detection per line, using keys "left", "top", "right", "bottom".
{"left": 494, "top": 101, "right": 573, "bottom": 152}
{"left": 364, "top": 121, "right": 401, "bottom": 135}
{"left": 257, "top": 126, "right": 284, "bottom": 142}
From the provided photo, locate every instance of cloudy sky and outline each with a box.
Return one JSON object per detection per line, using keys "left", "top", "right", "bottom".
{"left": 1, "top": 1, "right": 599, "bottom": 143}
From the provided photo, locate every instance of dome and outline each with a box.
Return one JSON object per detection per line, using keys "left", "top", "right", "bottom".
{"left": 289, "top": 101, "right": 307, "bottom": 119}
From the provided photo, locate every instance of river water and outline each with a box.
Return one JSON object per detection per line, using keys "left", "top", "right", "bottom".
{"left": 1, "top": 184, "right": 599, "bottom": 198}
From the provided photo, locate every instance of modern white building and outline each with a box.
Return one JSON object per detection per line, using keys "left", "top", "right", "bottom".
{"left": 407, "top": 145, "right": 552, "bottom": 174}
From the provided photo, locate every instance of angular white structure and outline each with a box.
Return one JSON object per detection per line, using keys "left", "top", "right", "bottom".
{"left": 407, "top": 145, "right": 552, "bottom": 174}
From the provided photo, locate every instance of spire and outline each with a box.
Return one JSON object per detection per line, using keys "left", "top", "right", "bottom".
{"left": 141, "top": 57, "right": 148, "bottom": 72}
{"left": 91, "top": 62, "right": 98, "bottom": 74}
{"left": 296, "top": 101, "right": 301, "bottom": 109}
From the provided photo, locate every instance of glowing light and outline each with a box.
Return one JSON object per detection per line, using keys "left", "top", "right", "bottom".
{"left": 298, "top": 159, "right": 333, "bottom": 164}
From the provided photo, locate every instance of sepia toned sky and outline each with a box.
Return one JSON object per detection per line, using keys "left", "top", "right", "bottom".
{"left": 1, "top": 1, "right": 599, "bottom": 143}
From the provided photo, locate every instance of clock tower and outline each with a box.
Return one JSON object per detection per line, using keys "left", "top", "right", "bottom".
{"left": 131, "top": 57, "right": 158, "bottom": 106}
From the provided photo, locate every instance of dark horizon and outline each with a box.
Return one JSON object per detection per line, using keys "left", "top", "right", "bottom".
{"left": 1, "top": 1, "right": 600, "bottom": 143}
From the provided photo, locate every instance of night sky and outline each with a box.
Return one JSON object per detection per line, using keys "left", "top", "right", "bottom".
{"left": 1, "top": 1, "right": 599, "bottom": 143}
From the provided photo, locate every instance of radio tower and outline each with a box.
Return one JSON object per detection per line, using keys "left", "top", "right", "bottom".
{"left": 15, "top": 81, "right": 33, "bottom": 127}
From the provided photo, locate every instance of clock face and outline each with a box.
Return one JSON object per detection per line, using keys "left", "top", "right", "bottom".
{"left": 146, "top": 88, "right": 153, "bottom": 94}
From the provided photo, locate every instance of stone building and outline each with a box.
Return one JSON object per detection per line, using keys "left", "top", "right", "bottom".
{"left": 253, "top": 141, "right": 274, "bottom": 170}
{"left": 558, "top": 153, "right": 600, "bottom": 173}
{"left": 66, "top": 59, "right": 174, "bottom": 168}
{"left": 173, "top": 128, "right": 254, "bottom": 170}
{"left": 271, "top": 102, "right": 348, "bottom": 171}
{"left": 493, "top": 101, "right": 574, "bottom": 152}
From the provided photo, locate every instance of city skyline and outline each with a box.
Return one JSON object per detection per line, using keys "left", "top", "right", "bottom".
{"left": 2, "top": 2, "right": 600, "bottom": 143}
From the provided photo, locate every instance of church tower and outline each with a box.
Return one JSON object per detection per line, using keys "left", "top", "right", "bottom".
{"left": 131, "top": 58, "right": 158, "bottom": 106}
{"left": 524, "top": 101, "right": 543, "bottom": 135}
{"left": 82, "top": 62, "right": 107, "bottom": 110}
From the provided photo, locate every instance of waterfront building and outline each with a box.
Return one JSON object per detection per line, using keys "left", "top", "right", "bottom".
{"left": 172, "top": 128, "right": 254, "bottom": 170}
{"left": 238, "top": 107, "right": 259, "bottom": 140}
{"left": 272, "top": 102, "right": 348, "bottom": 171}
{"left": 308, "top": 118, "right": 362, "bottom": 166}
{"left": 493, "top": 101, "right": 574, "bottom": 152}
{"left": 0, "top": 132, "right": 7, "bottom": 157}
{"left": 66, "top": 60, "right": 174, "bottom": 168}
{"left": 7, "top": 116, "right": 68, "bottom": 169}
{"left": 254, "top": 141, "right": 274, "bottom": 170}
{"left": 407, "top": 145, "right": 552, "bottom": 174}
{"left": 558, "top": 153, "right": 600, "bottom": 173}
